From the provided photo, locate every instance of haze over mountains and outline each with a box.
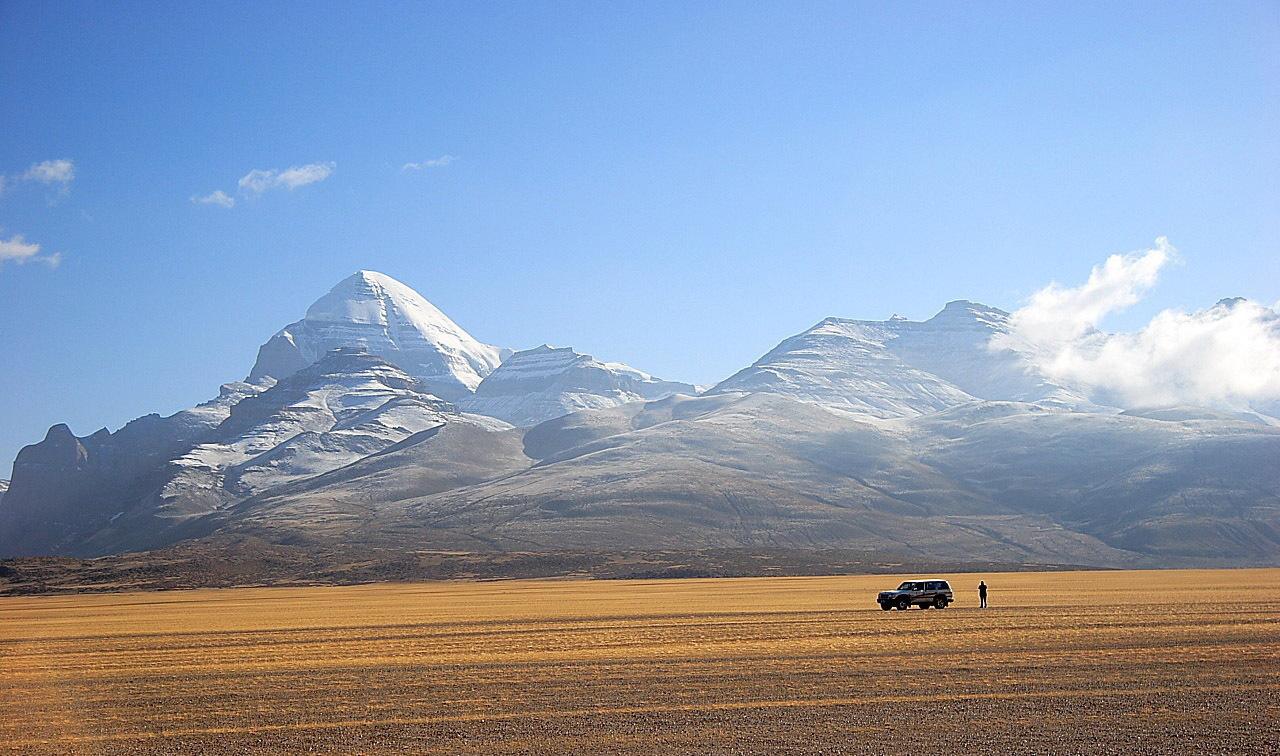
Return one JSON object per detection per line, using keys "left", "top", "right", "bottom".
{"left": 2, "top": 270, "right": 1277, "bottom": 569}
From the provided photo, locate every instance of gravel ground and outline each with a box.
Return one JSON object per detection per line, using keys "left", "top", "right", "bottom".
{"left": 1, "top": 569, "right": 1277, "bottom": 754}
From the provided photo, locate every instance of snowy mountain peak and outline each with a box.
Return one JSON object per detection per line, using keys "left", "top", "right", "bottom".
{"left": 710, "top": 316, "right": 976, "bottom": 417}
{"left": 928, "top": 300, "right": 1010, "bottom": 328}
{"left": 711, "top": 299, "right": 1087, "bottom": 416}
{"left": 248, "top": 270, "right": 503, "bottom": 400}
{"left": 461, "top": 344, "right": 697, "bottom": 426}
{"left": 305, "top": 270, "right": 450, "bottom": 329}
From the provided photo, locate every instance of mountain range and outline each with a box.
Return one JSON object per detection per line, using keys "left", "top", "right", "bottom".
{"left": 2, "top": 270, "right": 1277, "bottom": 573}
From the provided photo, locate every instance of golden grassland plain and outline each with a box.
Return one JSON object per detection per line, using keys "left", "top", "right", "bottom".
{"left": 1, "top": 569, "right": 1277, "bottom": 754}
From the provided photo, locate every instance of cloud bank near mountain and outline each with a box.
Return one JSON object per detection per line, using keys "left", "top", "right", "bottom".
{"left": 994, "top": 238, "right": 1280, "bottom": 410}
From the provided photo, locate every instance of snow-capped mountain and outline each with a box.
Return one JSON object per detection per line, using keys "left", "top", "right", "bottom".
{"left": 0, "top": 348, "right": 517, "bottom": 557}
{"left": 160, "top": 348, "right": 484, "bottom": 515}
{"left": 249, "top": 270, "right": 504, "bottom": 401}
{"left": 460, "top": 345, "right": 698, "bottom": 426}
{"left": 881, "top": 301, "right": 1089, "bottom": 406}
{"left": 0, "top": 271, "right": 699, "bottom": 556}
{"left": 2, "top": 272, "right": 1276, "bottom": 569}
{"left": 217, "top": 391, "right": 1276, "bottom": 567}
{"left": 710, "top": 301, "right": 1087, "bottom": 416}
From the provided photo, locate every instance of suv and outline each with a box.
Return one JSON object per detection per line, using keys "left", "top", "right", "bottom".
{"left": 878, "top": 580, "right": 953, "bottom": 610}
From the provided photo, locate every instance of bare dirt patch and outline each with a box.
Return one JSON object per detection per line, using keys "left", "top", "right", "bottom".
{"left": 1, "top": 569, "right": 1276, "bottom": 754}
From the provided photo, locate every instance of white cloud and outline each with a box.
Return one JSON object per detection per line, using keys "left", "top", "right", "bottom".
{"left": 237, "top": 169, "right": 275, "bottom": 194}
{"left": 238, "top": 162, "right": 335, "bottom": 194}
{"left": 402, "top": 155, "right": 458, "bottom": 172}
{"left": 2, "top": 159, "right": 75, "bottom": 200}
{"left": 191, "top": 190, "right": 236, "bottom": 208}
{"left": 23, "top": 159, "right": 75, "bottom": 187}
{"left": 993, "top": 238, "right": 1280, "bottom": 411}
{"left": 0, "top": 234, "right": 61, "bottom": 268}
{"left": 0, "top": 235, "right": 40, "bottom": 262}
{"left": 275, "top": 162, "right": 335, "bottom": 189}
{"left": 996, "top": 238, "right": 1174, "bottom": 351}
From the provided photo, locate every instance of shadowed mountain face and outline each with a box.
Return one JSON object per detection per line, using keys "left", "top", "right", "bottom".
{"left": 0, "top": 383, "right": 264, "bottom": 557}
{"left": 3, "top": 273, "right": 1277, "bottom": 568}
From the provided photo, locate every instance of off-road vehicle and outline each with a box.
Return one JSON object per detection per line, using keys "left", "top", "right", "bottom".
{"left": 877, "top": 580, "right": 953, "bottom": 610}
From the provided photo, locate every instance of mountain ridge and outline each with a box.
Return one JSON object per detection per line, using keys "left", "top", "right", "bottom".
{"left": 460, "top": 344, "right": 699, "bottom": 426}
{"left": 2, "top": 270, "right": 1276, "bottom": 570}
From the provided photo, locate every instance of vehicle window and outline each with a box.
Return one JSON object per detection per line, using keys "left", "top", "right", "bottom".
{"left": 897, "top": 582, "right": 912, "bottom": 590}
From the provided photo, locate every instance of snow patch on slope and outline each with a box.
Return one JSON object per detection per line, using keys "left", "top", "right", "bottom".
{"left": 163, "top": 349, "right": 469, "bottom": 510}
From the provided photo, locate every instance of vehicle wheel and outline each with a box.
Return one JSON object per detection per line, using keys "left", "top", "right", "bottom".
{"left": 896, "top": 597, "right": 910, "bottom": 610}
{"left": 880, "top": 603, "right": 892, "bottom": 611}
{"left": 934, "top": 597, "right": 948, "bottom": 609}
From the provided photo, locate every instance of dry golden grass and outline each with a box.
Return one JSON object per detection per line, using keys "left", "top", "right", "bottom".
{"left": 2, "top": 569, "right": 1277, "bottom": 754}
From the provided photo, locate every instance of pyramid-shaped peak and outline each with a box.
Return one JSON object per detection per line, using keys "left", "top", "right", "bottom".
{"left": 305, "top": 270, "right": 449, "bottom": 327}
{"left": 248, "top": 270, "right": 504, "bottom": 399}
{"left": 346, "top": 269, "right": 420, "bottom": 295}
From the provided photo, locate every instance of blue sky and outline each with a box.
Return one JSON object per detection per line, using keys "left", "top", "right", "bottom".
{"left": 1, "top": 1, "right": 1277, "bottom": 474}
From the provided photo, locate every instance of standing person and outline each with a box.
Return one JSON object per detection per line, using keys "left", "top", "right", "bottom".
{"left": 978, "top": 580, "right": 988, "bottom": 608}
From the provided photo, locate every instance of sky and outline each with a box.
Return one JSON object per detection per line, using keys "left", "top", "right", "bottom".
{"left": 1, "top": 1, "right": 1278, "bottom": 475}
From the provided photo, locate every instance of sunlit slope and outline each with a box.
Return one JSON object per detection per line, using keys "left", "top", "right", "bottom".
{"left": 227, "top": 393, "right": 1280, "bottom": 565}
{"left": 2, "top": 569, "right": 1276, "bottom": 754}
